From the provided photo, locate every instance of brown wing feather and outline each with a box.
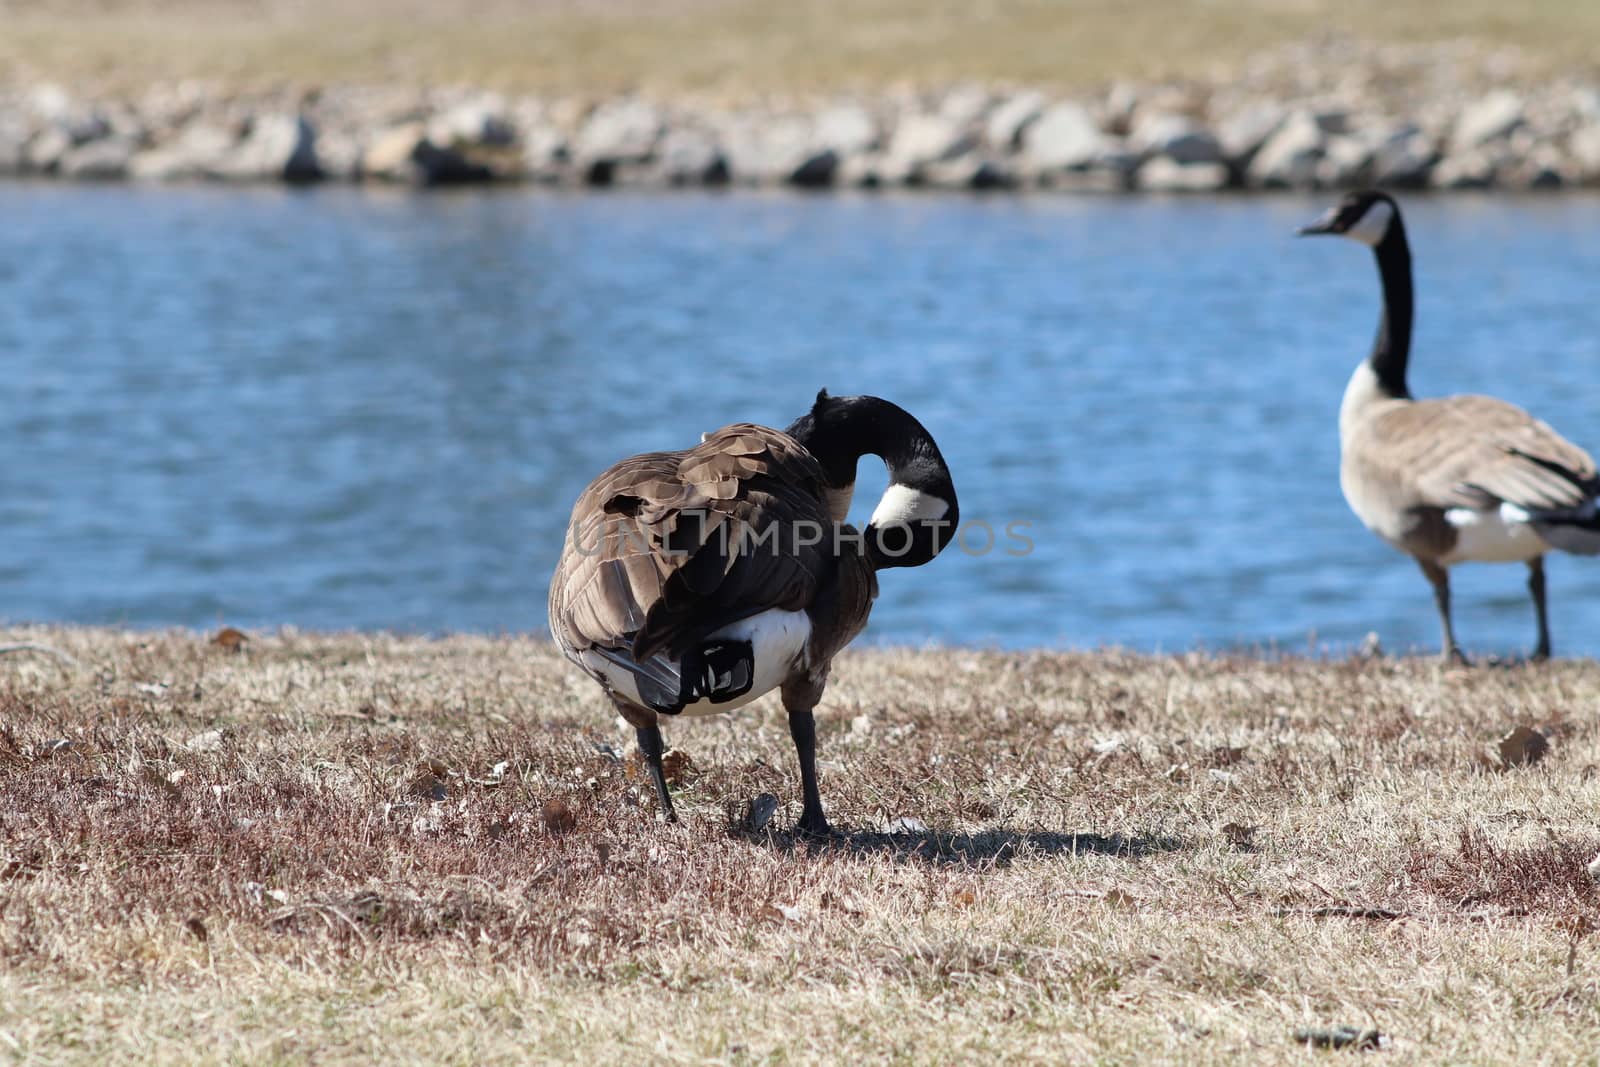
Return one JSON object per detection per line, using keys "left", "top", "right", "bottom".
{"left": 549, "top": 424, "right": 833, "bottom": 663}
{"left": 1348, "top": 394, "right": 1598, "bottom": 514}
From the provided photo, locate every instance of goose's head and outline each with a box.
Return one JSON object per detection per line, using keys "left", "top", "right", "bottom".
{"left": 787, "top": 389, "right": 959, "bottom": 571}
{"left": 1298, "top": 190, "right": 1399, "bottom": 248}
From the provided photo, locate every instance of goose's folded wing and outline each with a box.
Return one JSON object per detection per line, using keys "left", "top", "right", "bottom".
{"left": 1352, "top": 395, "right": 1598, "bottom": 514}
{"left": 549, "top": 425, "right": 834, "bottom": 662}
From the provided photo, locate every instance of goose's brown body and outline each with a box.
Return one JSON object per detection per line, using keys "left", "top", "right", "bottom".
{"left": 548, "top": 391, "right": 957, "bottom": 834}
{"left": 549, "top": 422, "right": 876, "bottom": 720}
{"left": 1341, "top": 387, "right": 1599, "bottom": 561}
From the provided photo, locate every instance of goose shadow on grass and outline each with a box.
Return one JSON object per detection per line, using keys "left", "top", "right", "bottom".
{"left": 731, "top": 824, "right": 1185, "bottom": 866}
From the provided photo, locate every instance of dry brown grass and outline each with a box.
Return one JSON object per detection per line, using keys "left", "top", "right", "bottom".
{"left": 1, "top": 0, "right": 1597, "bottom": 95}
{"left": 4, "top": 626, "right": 1600, "bottom": 1063}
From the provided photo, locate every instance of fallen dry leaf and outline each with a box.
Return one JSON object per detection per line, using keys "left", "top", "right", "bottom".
{"left": 210, "top": 627, "right": 247, "bottom": 651}
{"left": 1294, "top": 1026, "right": 1383, "bottom": 1051}
{"left": 952, "top": 889, "right": 977, "bottom": 907}
{"left": 407, "top": 764, "right": 450, "bottom": 801}
{"left": 542, "top": 798, "right": 577, "bottom": 834}
{"left": 1103, "top": 888, "right": 1137, "bottom": 909}
{"left": 660, "top": 749, "right": 693, "bottom": 785}
{"left": 1222, "top": 822, "right": 1259, "bottom": 849}
{"left": 744, "top": 793, "right": 779, "bottom": 833}
{"left": 1209, "top": 745, "right": 1246, "bottom": 767}
{"left": 1496, "top": 725, "right": 1551, "bottom": 769}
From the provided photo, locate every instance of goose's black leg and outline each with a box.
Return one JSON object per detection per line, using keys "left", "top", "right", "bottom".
{"left": 781, "top": 675, "right": 832, "bottom": 838}
{"left": 635, "top": 724, "right": 677, "bottom": 823}
{"left": 1417, "top": 557, "right": 1468, "bottom": 665}
{"left": 1528, "top": 555, "right": 1551, "bottom": 662}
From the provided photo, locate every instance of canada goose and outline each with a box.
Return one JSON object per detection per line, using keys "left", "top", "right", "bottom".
{"left": 1300, "top": 190, "right": 1600, "bottom": 663}
{"left": 548, "top": 390, "right": 958, "bottom": 835}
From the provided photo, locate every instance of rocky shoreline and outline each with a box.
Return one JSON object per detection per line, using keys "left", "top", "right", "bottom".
{"left": 5, "top": 41, "right": 1600, "bottom": 193}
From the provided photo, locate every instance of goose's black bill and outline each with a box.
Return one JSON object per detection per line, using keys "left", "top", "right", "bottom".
{"left": 1297, "top": 211, "right": 1341, "bottom": 236}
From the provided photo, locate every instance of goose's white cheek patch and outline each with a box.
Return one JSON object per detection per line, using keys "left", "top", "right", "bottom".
{"left": 869, "top": 484, "right": 950, "bottom": 527}
{"left": 1344, "top": 200, "right": 1394, "bottom": 247}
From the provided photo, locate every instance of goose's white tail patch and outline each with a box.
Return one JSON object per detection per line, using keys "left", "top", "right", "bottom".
{"left": 578, "top": 609, "right": 811, "bottom": 717}
{"left": 869, "top": 483, "right": 950, "bottom": 527}
{"left": 1441, "top": 503, "right": 1548, "bottom": 564}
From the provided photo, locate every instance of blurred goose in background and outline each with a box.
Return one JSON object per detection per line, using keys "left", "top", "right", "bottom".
{"left": 549, "top": 390, "right": 958, "bottom": 835}
{"left": 1300, "top": 190, "right": 1600, "bottom": 663}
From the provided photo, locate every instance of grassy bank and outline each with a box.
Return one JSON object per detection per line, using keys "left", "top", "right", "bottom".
{"left": 2, "top": 628, "right": 1599, "bottom": 1063}
{"left": 3, "top": 0, "right": 1598, "bottom": 94}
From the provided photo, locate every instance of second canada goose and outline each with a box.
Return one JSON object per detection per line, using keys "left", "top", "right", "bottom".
{"left": 548, "top": 390, "right": 958, "bottom": 835}
{"left": 1300, "top": 190, "right": 1600, "bottom": 663}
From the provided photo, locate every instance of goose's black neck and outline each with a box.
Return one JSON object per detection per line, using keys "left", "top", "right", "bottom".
{"left": 785, "top": 391, "right": 959, "bottom": 570}
{"left": 1369, "top": 219, "right": 1414, "bottom": 400}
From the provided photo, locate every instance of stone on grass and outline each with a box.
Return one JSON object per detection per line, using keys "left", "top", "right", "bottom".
{"left": 59, "top": 136, "right": 137, "bottom": 179}
{"left": 985, "top": 90, "right": 1044, "bottom": 150}
{"left": 211, "top": 114, "right": 318, "bottom": 182}
{"left": 1246, "top": 111, "right": 1325, "bottom": 188}
{"left": 1452, "top": 90, "right": 1526, "bottom": 149}
{"left": 1136, "top": 156, "right": 1230, "bottom": 192}
{"left": 1023, "top": 101, "right": 1105, "bottom": 171}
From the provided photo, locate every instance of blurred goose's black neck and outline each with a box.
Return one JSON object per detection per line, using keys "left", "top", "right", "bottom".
{"left": 1369, "top": 219, "right": 1414, "bottom": 400}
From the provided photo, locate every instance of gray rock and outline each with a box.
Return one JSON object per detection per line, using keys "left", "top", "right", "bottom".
{"left": 1130, "top": 113, "right": 1223, "bottom": 165}
{"left": 574, "top": 98, "right": 661, "bottom": 166}
{"left": 1135, "top": 156, "right": 1230, "bottom": 192}
{"left": 1216, "top": 103, "right": 1287, "bottom": 166}
{"left": 812, "top": 103, "right": 877, "bottom": 155}
{"left": 837, "top": 151, "right": 909, "bottom": 189}
{"left": 656, "top": 126, "right": 727, "bottom": 185}
{"left": 1246, "top": 111, "right": 1325, "bottom": 188}
{"left": 361, "top": 122, "right": 490, "bottom": 185}
{"left": 430, "top": 96, "right": 515, "bottom": 148}
{"left": 1369, "top": 125, "right": 1437, "bottom": 187}
{"left": 23, "top": 125, "right": 73, "bottom": 172}
{"left": 360, "top": 123, "right": 426, "bottom": 177}
{"left": 211, "top": 114, "right": 318, "bottom": 182}
{"left": 789, "top": 150, "right": 838, "bottom": 188}
{"left": 938, "top": 85, "right": 991, "bottom": 127}
{"left": 312, "top": 128, "right": 364, "bottom": 181}
{"left": 1453, "top": 90, "right": 1525, "bottom": 149}
{"left": 886, "top": 112, "right": 974, "bottom": 168}
{"left": 985, "top": 90, "right": 1044, "bottom": 150}
{"left": 0, "top": 116, "right": 31, "bottom": 174}
{"left": 1315, "top": 135, "right": 1374, "bottom": 187}
{"left": 720, "top": 114, "right": 812, "bottom": 184}
{"left": 59, "top": 136, "right": 137, "bottom": 179}
{"left": 1023, "top": 101, "right": 1105, "bottom": 170}
{"left": 1572, "top": 124, "right": 1600, "bottom": 181}
{"left": 922, "top": 154, "right": 1014, "bottom": 190}
{"left": 1310, "top": 108, "right": 1351, "bottom": 136}
{"left": 1574, "top": 88, "right": 1600, "bottom": 124}
{"left": 1430, "top": 147, "right": 1500, "bottom": 189}
{"left": 1506, "top": 145, "right": 1574, "bottom": 190}
{"left": 130, "top": 123, "right": 237, "bottom": 180}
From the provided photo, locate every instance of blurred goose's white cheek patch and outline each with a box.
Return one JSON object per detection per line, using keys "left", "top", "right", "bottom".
{"left": 1345, "top": 200, "right": 1394, "bottom": 247}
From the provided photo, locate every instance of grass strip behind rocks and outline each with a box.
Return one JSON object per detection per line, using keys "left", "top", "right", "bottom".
{"left": 2, "top": 626, "right": 1600, "bottom": 1063}
{"left": 2, "top": 0, "right": 1599, "bottom": 95}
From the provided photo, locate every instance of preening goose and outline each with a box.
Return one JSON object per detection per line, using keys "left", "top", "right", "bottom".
{"left": 549, "top": 391, "right": 958, "bottom": 835}
{"left": 1300, "top": 190, "right": 1600, "bottom": 662}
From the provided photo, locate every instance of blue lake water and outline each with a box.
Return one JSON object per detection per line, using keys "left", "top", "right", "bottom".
{"left": 5, "top": 184, "right": 1600, "bottom": 656}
